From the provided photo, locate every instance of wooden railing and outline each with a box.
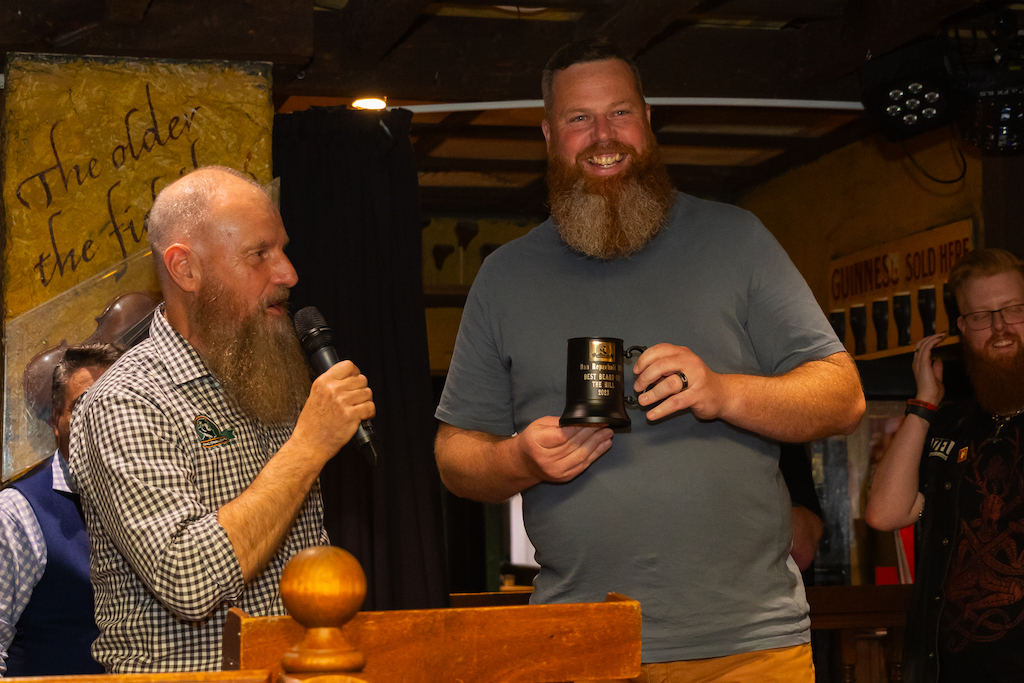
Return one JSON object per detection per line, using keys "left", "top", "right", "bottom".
{"left": 15, "top": 546, "right": 641, "bottom": 682}
{"left": 222, "top": 546, "right": 642, "bottom": 682}
{"left": 12, "top": 547, "right": 910, "bottom": 682}
{"left": 9, "top": 672, "right": 272, "bottom": 683}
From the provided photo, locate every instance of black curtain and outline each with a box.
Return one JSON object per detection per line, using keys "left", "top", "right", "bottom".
{"left": 273, "top": 107, "right": 446, "bottom": 610}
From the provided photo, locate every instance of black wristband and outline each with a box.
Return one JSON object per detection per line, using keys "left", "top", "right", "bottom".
{"left": 905, "top": 403, "right": 935, "bottom": 423}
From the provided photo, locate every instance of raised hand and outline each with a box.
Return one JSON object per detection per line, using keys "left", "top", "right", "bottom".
{"left": 912, "top": 332, "right": 947, "bottom": 405}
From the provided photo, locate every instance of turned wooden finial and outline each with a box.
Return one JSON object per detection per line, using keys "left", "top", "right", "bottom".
{"left": 278, "top": 546, "right": 369, "bottom": 682}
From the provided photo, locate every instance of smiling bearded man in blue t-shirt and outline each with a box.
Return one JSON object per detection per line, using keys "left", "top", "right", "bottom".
{"left": 434, "top": 38, "right": 865, "bottom": 683}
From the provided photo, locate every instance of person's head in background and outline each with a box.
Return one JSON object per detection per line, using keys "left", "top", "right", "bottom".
{"left": 947, "top": 248, "right": 1024, "bottom": 415}
{"left": 52, "top": 343, "right": 124, "bottom": 461}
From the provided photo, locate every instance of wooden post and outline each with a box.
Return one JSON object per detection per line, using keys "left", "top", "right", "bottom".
{"left": 277, "top": 547, "right": 370, "bottom": 683}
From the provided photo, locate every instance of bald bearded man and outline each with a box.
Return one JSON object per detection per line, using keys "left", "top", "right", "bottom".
{"left": 70, "top": 167, "right": 375, "bottom": 672}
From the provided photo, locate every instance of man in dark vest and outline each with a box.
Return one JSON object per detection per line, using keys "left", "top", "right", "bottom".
{"left": 0, "top": 343, "right": 123, "bottom": 675}
{"left": 867, "top": 248, "right": 1024, "bottom": 682}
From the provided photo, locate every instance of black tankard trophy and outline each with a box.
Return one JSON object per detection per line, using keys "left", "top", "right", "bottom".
{"left": 560, "top": 337, "right": 646, "bottom": 428}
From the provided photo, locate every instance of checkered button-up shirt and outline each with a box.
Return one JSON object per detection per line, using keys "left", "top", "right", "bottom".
{"left": 69, "top": 308, "right": 327, "bottom": 673}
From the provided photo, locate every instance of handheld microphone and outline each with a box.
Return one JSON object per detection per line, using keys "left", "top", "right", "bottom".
{"left": 294, "top": 306, "right": 379, "bottom": 466}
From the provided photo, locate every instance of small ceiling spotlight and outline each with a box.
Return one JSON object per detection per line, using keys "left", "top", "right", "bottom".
{"left": 352, "top": 97, "right": 387, "bottom": 110}
{"left": 859, "top": 39, "right": 960, "bottom": 141}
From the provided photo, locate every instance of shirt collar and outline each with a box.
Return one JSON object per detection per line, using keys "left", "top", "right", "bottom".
{"left": 150, "top": 305, "right": 214, "bottom": 386}
{"left": 52, "top": 451, "right": 74, "bottom": 494}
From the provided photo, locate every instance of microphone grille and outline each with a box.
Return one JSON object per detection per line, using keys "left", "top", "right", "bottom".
{"left": 294, "top": 306, "right": 334, "bottom": 354}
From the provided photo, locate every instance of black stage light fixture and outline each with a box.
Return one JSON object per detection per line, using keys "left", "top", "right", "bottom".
{"left": 959, "top": 62, "right": 1024, "bottom": 152}
{"left": 859, "top": 39, "right": 961, "bottom": 141}
{"left": 957, "top": 8, "right": 1024, "bottom": 153}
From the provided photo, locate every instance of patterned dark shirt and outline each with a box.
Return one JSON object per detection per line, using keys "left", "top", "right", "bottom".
{"left": 938, "top": 415, "right": 1024, "bottom": 680}
{"left": 905, "top": 402, "right": 1024, "bottom": 683}
{"left": 69, "top": 308, "right": 327, "bottom": 673}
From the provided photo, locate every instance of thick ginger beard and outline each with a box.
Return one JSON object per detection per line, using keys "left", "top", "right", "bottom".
{"left": 546, "top": 132, "right": 675, "bottom": 260}
{"left": 963, "top": 329, "right": 1024, "bottom": 417}
{"left": 188, "top": 273, "right": 311, "bottom": 425}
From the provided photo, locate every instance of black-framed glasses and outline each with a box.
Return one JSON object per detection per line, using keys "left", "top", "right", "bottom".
{"left": 960, "top": 304, "right": 1024, "bottom": 330}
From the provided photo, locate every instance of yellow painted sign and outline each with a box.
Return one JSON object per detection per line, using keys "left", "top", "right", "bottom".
{"left": 2, "top": 53, "right": 273, "bottom": 479}
{"left": 4, "top": 53, "right": 273, "bottom": 317}
{"left": 827, "top": 218, "right": 974, "bottom": 359}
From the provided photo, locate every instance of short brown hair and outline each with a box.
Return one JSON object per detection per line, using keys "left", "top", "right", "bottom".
{"left": 541, "top": 37, "right": 644, "bottom": 113}
{"left": 947, "top": 248, "right": 1024, "bottom": 310}
{"left": 51, "top": 343, "right": 124, "bottom": 426}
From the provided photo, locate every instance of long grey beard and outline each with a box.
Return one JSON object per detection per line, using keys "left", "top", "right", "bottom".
{"left": 189, "top": 287, "right": 311, "bottom": 425}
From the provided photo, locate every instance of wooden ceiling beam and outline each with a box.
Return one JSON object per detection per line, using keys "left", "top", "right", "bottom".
{"left": 655, "top": 130, "right": 826, "bottom": 149}
{"left": 105, "top": 0, "right": 151, "bottom": 24}
{"left": 411, "top": 124, "right": 838, "bottom": 151}
{"left": 668, "top": 163, "right": 758, "bottom": 178}
{"left": 0, "top": 0, "right": 314, "bottom": 64}
{"left": 412, "top": 110, "right": 482, "bottom": 157}
{"left": 411, "top": 124, "right": 545, "bottom": 142}
{"left": 281, "top": 14, "right": 856, "bottom": 101}
{"left": 635, "top": 20, "right": 862, "bottom": 101}
{"left": 417, "top": 156, "right": 780, "bottom": 183}
{"left": 688, "top": 0, "right": 845, "bottom": 20}
{"left": 334, "top": 0, "right": 433, "bottom": 67}
{"left": 574, "top": 0, "right": 705, "bottom": 55}
{"left": 1, "top": 0, "right": 104, "bottom": 50}
{"left": 815, "top": 0, "right": 982, "bottom": 81}
{"left": 437, "top": 0, "right": 607, "bottom": 7}
{"left": 738, "top": 116, "right": 877, "bottom": 188}
{"left": 417, "top": 158, "right": 546, "bottom": 173}
{"left": 419, "top": 186, "right": 549, "bottom": 216}
{"left": 279, "top": 14, "right": 571, "bottom": 100}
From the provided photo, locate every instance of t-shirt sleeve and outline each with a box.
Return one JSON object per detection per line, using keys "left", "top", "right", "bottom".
{"left": 435, "top": 266, "right": 516, "bottom": 436}
{"left": 741, "top": 218, "right": 846, "bottom": 375}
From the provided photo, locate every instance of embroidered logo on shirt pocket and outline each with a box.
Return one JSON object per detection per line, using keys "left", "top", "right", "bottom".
{"left": 194, "top": 415, "right": 236, "bottom": 448}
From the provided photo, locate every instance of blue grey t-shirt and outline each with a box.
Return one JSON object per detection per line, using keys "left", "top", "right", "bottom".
{"left": 436, "top": 192, "right": 845, "bottom": 662}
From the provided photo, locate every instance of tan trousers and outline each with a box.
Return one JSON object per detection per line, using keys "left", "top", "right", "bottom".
{"left": 584, "top": 642, "right": 814, "bottom": 683}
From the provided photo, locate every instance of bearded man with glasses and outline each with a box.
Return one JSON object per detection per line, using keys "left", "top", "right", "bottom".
{"left": 867, "top": 248, "right": 1024, "bottom": 683}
